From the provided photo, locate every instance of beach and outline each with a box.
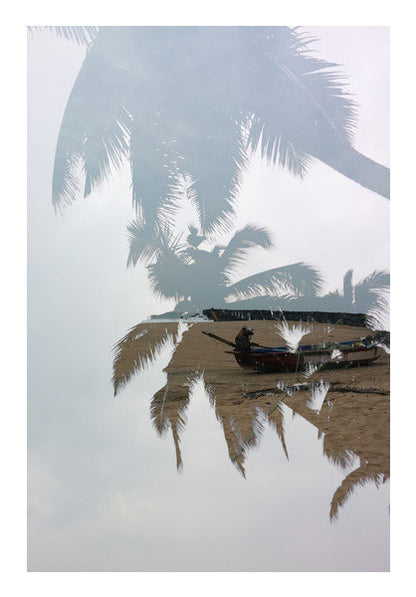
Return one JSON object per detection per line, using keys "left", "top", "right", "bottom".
{"left": 113, "top": 320, "right": 390, "bottom": 491}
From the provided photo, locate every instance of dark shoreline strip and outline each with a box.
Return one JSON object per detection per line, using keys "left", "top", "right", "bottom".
{"left": 203, "top": 308, "right": 368, "bottom": 327}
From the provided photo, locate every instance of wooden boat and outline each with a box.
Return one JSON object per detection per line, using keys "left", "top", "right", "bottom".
{"left": 202, "top": 331, "right": 384, "bottom": 373}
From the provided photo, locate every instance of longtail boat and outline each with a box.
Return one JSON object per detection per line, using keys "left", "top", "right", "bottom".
{"left": 202, "top": 331, "right": 385, "bottom": 373}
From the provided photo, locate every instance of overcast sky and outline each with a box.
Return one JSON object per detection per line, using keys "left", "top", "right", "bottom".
{"left": 26, "top": 26, "right": 390, "bottom": 573}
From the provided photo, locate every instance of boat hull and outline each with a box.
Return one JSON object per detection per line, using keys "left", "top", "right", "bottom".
{"left": 232, "top": 345, "right": 381, "bottom": 373}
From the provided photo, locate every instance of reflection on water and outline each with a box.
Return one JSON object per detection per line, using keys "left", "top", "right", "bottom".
{"left": 112, "top": 321, "right": 390, "bottom": 522}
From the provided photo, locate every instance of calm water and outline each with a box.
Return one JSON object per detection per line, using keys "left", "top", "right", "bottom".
{"left": 28, "top": 323, "right": 389, "bottom": 571}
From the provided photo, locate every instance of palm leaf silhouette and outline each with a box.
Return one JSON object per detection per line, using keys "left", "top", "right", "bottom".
{"left": 330, "top": 465, "right": 387, "bottom": 521}
{"left": 151, "top": 377, "right": 191, "bottom": 471}
{"left": 354, "top": 270, "right": 390, "bottom": 313}
{"left": 112, "top": 322, "right": 179, "bottom": 396}
{"left": 264, "top": 401, "right": 289, "bottom": 460}
{"left": 51, "top": 29, "right": 133, "bottom": 209}
{"left": 28, "top": 26, "right": 98, "bottom": 45}
{"left": 226, "top": 262, "right": 324, "bottom": 301}
{"left": 220, "top": 225, "right": 273, "bottom": 281}
{"left": 37, "top": 26, "right": 389, "bottom": 227}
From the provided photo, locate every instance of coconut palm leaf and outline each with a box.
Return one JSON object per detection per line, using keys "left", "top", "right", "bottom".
{"left": 126, "top": 217, "right": 182, "bottom": 266}
{"left": 151, "top": 372, "right": 196, "bottom": 470}
{"left": 246, "top": 27, "right": 357, "bottom": 168}
{"left": 354, "top": 270, "right": 390, "bottom": 313}
{"left": 28, "top": 26, "right": 99, "bottom": 45}
{"left": 330, "top": 465, "right": 386, "bottom": 521}
{"left": 265, "top": 401, "right": 289, "bottom": 460}
{"left": 226, "top": 262, "right": 324, "bottom": 301}
{"left": 126, "top": 220, "right": 159, "bottom": 266}
{"left": 150, "top": 384, "right": 171, "bottom": 436}
{"left": 146, "top": 246, "right": 193, "bottom": 301}
{"left": 220, "top": 225, "right": 273, "bottom": 281}
{"left": 245, "top": 28, "right": 389, "bottom": 197}
{"left": 40, "top": 24, "right": 389, "bottom": 221}
{"left": 129, "top": 115, "right": 182, "bottom": 225}
{"left": 228, "top": 410, "right": 266, "bottom": 476}
{"left": 112, "top": 323, "right": 179, "bottom": 396}
{"left": 366, "top": 290, "right": 390, "bottom": 332}
{"left": 52, "top": 30, "right": 133, "bottom": 208}
{"left": 323, "top": 441, "right": 357, "bottom": 470}
{"left": 83, "top": 115, "right": 131, "bottom": 197}
{"left": 171, "top": 111, "right": 247, "bottom": 234}
{"left": 355, "top": 270, "right": 390, "bottom": 291}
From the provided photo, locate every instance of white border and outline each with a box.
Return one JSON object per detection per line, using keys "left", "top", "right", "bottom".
{"left": 3, "top": 0, "right": 413, "bottom": 594}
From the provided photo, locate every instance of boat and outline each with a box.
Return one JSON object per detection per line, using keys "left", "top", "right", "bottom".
{"left": 202, "top": 331, "right": 384, "bottom": 373}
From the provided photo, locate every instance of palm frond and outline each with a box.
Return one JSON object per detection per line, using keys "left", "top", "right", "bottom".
{"left": 127, "top": 219, "right": 177, "bottom": 266}
{"left": 226, "top": 262, "right": 324, "bottom": 301}
{"left": 171, "top": 111, "right": 247, "bottom": 234}
{"left": 83, "top": 113, "right": 131, "bottom": 197}
{"left": 112, "top": 323, "right": 179, "bottom": 396}
{"left": 129, "top": 115, "right": 181, "bottom": 225}
{"left": 28, "top": 26, "right": 99, "bottom": 45}
{"left": 147, "top": 247, "right": 193, "bottom": 301}
{"left": 151, "top": 374, "right": 192, "bottom": 471}
{"left": 330, "top": 466, "right": 386, "bottom": 521}
{"left": 246, "top": 27, "right": 357, "bottom": 174}
{"left": 248, "top": 115, "right": 313, "bottom": 176}
{"left": 150, "top": 384, "right": 172, "bottom": 436}
{"left": 220, "top": 225, "right": 273, "bottom": 279}
{"left": 265, "top": 402, "right": 289, "bottom": 460}
{"left": 355, "top": 270, "right": 390, "bottom": 291}
{"left": 354, "top": 270, "right": 390, "bottom": 314}
{"left": 228, "top": 411, "right": 266, "bottom": 476}
{"left": 52, "top": 32, "right": 133, "bottom": 208}
{"left": 366, "top": 290, "right": 390, "bottom": 332}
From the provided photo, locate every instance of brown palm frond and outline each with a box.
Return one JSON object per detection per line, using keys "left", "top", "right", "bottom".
{"left": 112, "top": 323, "right": 179, "bottom": 396}
{"left": 330, "top": 465, "right": 387, "bottom": 521}
{"left": 151, "top": 376, "right": 191, "bottom": 471}
{"left": 264, "top": 402, "right": 289, "bottom": 460}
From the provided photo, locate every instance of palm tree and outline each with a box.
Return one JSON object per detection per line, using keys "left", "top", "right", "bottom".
{"left": 285, "top": 390, "right": 389, "bottom": 521}
{"left": 30, "top": 26, "right": 389, "bottom": 236}
{"left": 111, "top": 321, "right": 180, "bottom": 396}
{"left": 229, "top": 268, "right": 389, "bottom": 315}
{"left": 319, "top": 269, "right": 390, "bottom": 313}
{"left": 127, "top": 205, "right": 324, "bottom": 310}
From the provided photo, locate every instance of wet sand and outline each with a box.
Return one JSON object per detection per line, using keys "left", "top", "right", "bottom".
{"left": 113, "top": 320, "right": 389, "bottom": 504}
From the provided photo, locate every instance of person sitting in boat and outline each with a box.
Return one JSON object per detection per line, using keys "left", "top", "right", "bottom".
{"left": 235, "top": 327, "right": 254, "bottom": 352}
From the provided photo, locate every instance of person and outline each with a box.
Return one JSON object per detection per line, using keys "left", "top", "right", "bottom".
{"left": 235, "top": 326, "right": 254, "bottom": 352}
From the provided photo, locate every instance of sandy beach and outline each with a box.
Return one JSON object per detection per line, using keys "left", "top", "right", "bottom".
{"left": 113, "top": 319, "right": 389, "bottom": 510}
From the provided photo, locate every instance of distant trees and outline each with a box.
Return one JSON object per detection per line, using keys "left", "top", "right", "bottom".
{"left": 228, "top": 269, "right": 390, "bottom": 314}
{"left": 127, "top": 200, "right": 323, "bottom": 311}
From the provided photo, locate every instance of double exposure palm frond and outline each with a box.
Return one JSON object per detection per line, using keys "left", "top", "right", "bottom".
{"left": 28, "top": 26, "right": 99, "bottom": 45}
{"left": 37, "top": 26, "right": 389, "bottom": 235}
{"left": 127, "top": 190, "right": 324, "bottom": 310}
